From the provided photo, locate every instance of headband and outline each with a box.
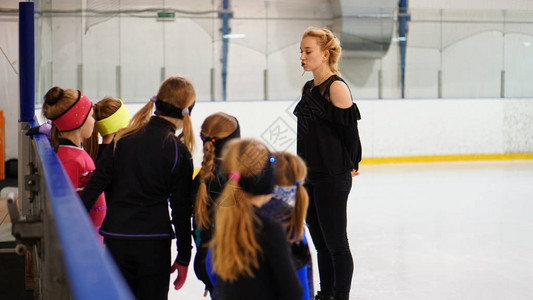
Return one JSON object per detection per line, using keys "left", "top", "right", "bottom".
{"left": 50, "top": 91, "right": 92, "bottom": 132}
{"left": 96, "top": 99, "right": 131, "bottom": 136}
{"left": 155, "top": 98, "right": 195, "bottom": 119}
{"left": 237, "top": 154, "right": 276, "bottom": 196}
{"left": 201, "top": 119, "right": 241, "bottom": 158}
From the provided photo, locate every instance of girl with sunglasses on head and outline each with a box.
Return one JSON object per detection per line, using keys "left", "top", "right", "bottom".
{"left": 260, "top": 151, "right": 312, "bottom": 300}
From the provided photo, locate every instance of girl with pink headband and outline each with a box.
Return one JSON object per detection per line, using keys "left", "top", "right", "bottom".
{"left": 42, "top": 86, "right": 106, "bottom": 244}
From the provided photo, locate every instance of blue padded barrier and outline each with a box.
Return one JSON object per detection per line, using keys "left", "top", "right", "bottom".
{"left": 34, "top": 134, "right": 134, "bottom": 300}
{"left": 19, "top": 2, "right": 35, "bottom": 122}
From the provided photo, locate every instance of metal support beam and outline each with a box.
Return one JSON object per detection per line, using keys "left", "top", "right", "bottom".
{"left": 438, "top": 69, "right": 442, "bottom": 98}
{"left": 210, "top": 68, "right": 215, "bottom": 101}
{"left": 116, "top": 65, "right": 122, "bottom": 99}
{"left": 77, "top": 64, "right": 83, "bottom": 91}
{"left": 264, "top": 69, "right": 268, "bottom": 100}
{"left": 378, "top": 69, "right": 383, "bottom": 99}
{"left": 500, "top": 70, "right": 505, "bottom": 98}
{"left": 160, "top": 67, "right": 166, "bottom": 83}
{"left": 19, "top": 2, "right": 34, "bottom": 123}
{"left": 219, "top": 0, "right": 233, "bottom": 101}
{"left": 9, "top": 195, "right": 43, "bottom": 250}
{"left": 19, "top": 2, "right": 36, "bottom": 217}
{"left": 397, "top": 0, "right": 410, "bottom": 99}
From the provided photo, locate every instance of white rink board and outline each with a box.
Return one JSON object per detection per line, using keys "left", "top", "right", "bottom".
{"left": 120, "top": 98, "right": 533, "bottom": 168}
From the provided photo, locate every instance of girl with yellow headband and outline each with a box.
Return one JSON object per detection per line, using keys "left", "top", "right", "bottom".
{"left": 87, "top": 96, "right": 131, "bottom": 162}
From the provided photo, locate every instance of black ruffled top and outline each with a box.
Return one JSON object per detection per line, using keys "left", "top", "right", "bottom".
{"left": 293, "top": 75, "right": 362, "bottom": 178}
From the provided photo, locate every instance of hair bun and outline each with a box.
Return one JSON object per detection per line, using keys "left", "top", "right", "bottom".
{"left": 44, "top": 86, "right": 64, "bottom": 105}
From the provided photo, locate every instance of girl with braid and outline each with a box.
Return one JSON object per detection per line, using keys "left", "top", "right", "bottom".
{"left": 192, "top": 112, "right": 240, "bottom": 297}
{"left": 81, "top": 76, "right": 196, "bottom": 300}
{"left": 210, "top": 139, "right": 302, "bottom": 300}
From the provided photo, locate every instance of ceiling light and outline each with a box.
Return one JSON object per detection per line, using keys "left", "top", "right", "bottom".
{"left": 223, "top": 33, "right": 246, "bottom": 39}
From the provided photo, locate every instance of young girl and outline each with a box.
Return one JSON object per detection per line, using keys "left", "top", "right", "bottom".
{"left": 90, "top": 96, "right": 131, "bottom": 162}
{"left": 210, "top": 139, "right": 303, "bottom": 300}
{"left": 260, "top": 151, "right": 312, "bottom": 300}
{"left": 41, "top": 87, "right": 106, "bottom": 243}
{"left": 81, "top": 76, "right": 196, "bottom": 300}
{"left": 193, "top": 112, "right": 240, "bottom": 297}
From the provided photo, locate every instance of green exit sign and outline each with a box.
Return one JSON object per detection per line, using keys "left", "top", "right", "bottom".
{"left": 157, "top": 11, "right": 175, "bottom": 19}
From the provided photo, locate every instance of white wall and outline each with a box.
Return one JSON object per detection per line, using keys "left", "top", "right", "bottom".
{"left": 114, "top": 99, "right": 533, "bottom": 169}
{"left": 2, "top": 0, "right": 533, "bottom": 160}
{"left": 410, "top": 0, "right": 533, "bottom": 10}
{"left": 0, "top": 12, "right": 19, "bottom": 161}
{"left": 25, "top": 0, "right": 533, "bottom": 103}
{"left": 404, "top": 6, "right": 533, "bottom": 99}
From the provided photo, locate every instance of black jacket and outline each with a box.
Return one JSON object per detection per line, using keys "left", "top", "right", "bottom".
{"left": 192, "top": 159, "right": 227, "bottom": 246}
{"left": 260, "top": 198, "right": 311, "bottom": 270}
{"left": 81, "top": 116, "right": 194, "bottom": 265}
{"left": 215, "top": 208, "right": 303, "bottom": 300}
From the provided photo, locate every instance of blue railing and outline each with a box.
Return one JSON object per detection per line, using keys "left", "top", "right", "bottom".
{"left": 33, "top": 134, "right": 134, "bottom": 300}
{"left": 19, "top": 2, "right": 34, "bottom": 122}
{"left": 18, "top": 2, "right": 134, "bottom": 299}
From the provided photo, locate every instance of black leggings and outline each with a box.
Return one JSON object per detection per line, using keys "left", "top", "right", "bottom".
{"left": 305, "top": 172, "right": 353, "bottom": 298}
{"left": 194, "top": 245, "right": 214, "bottom": 293}
{"left": 105, "top": 238, "right": 171, "bottom": 300}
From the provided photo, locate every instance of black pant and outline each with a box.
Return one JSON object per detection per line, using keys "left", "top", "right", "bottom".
{"left": 194, "top": 245, "right": 214, "bottom": 294}
{"left": 305, "top": 172, "right": 353, "bottom": 298}
{"left": 105, "top": 238, "right": 171, "bottom": 300}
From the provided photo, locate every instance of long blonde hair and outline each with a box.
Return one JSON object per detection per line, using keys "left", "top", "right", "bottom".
{"left": 210, "top": 139, "right": 272, "bottom": 282}
{"left": 302, "top": 27, "right": 342, "bottom": 76}
{"left": 195, "top": 112, "right": 239, "bottom": 229}
{"left": 273, "top": 152, "right": 309, "bottom": 242}
{"left": 114, "top": 76, "right": 196, "bottom": 153}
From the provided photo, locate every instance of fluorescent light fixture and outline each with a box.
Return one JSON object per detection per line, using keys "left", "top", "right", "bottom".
{"left": 223, "top": 33, "right": 246, "bottom": 39}
{"left": 524, "top": 42, "right": 531, "bottom": 47}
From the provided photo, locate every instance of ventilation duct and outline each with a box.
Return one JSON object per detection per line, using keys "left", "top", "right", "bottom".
{"left": 332, "top": 0, "right": 397, "bottom": 59}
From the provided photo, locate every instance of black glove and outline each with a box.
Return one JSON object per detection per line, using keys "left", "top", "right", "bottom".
{"left": 26, "top": 121, "right": 52, "bottom": 139}
{"left": 291, "top": 241, "right": 311, "bottom": 269}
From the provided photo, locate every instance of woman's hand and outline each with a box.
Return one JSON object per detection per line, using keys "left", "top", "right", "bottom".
{"left": 351, "top": 169, "right": 359, "bottom": 177}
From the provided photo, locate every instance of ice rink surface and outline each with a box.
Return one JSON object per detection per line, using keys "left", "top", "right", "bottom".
{"left": 170, "top": 160, "right": 533, "bottom": 300}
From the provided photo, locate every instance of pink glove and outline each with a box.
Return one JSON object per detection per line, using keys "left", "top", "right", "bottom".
{"left": 171, "top": 260, "right": 189, "bottom": 290}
